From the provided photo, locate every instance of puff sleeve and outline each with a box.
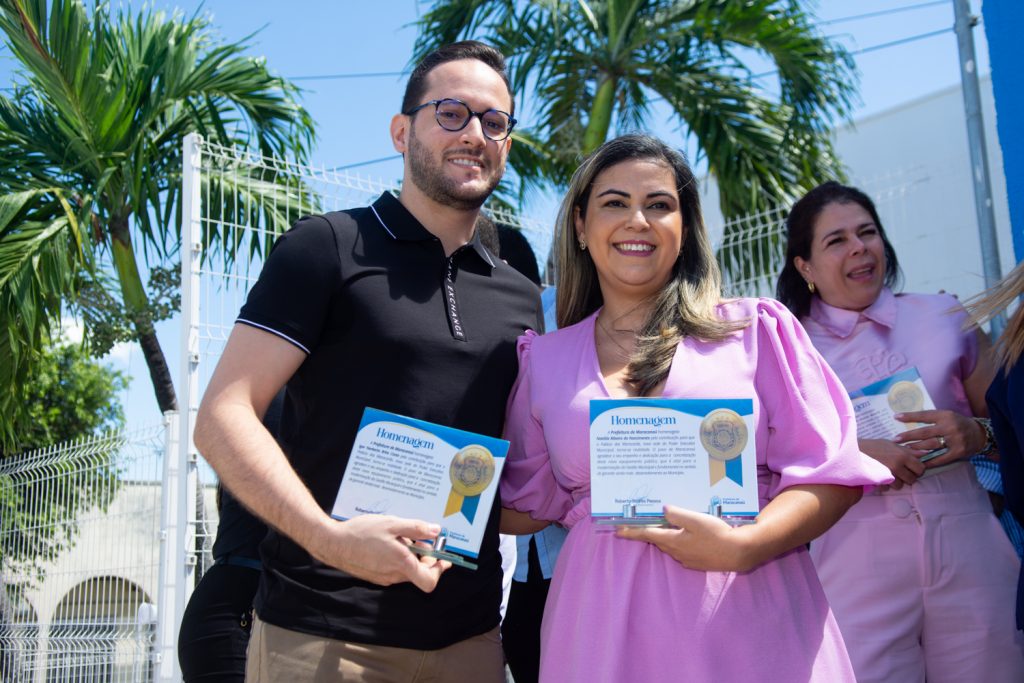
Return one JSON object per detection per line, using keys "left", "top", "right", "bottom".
{"left": 752, "top": 299, "right": 892, "bottom": 498}
{"left": 500, "top": 331, "right": 576, "bottom": 523}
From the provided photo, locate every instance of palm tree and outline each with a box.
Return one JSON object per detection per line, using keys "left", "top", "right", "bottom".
{"left": 413, "top": 0, "right": 855, "bottom": 219}
{"left": 0, "top": 0, "right": 316, "bottom": 447}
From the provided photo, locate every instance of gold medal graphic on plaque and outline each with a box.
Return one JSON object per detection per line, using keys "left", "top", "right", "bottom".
{"left": 700, "top": 409, "right": 747, "bottom": 461}
{"left": 449, "top": 445, "right": 496, "bottom": 497}
{"left": 887, "top": 381, "right": 924, "bottom": 413}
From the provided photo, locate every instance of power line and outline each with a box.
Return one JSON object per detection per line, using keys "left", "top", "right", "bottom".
{"left": 820, "top": 1, "right": 950, "bottom": 27}
{"left": 643, "top": 24, "right": 954, "bottom": 106}
{"left": 851, "top": 27, "right": 951, "bottom": 56}
{"left": 282, "top": 4, "right": 950, "bottom": 83}
{"left": 329, "top": 154, "right": 402, "bottom": 171}
{"left": 282, "top": 5, "right": 953, "bottom": 83}
{"left": 751, "top": 27, "right": 952, "bottom": 80}
{"left": 291, "top": 70, "right": 408, "bottom": 82}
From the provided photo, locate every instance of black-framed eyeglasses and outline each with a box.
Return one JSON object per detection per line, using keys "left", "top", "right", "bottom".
{"left": 404, "top": 98, "right": 517, "bottom": 141}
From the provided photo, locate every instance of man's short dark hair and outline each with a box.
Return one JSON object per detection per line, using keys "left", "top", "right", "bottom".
{"left": 403, "top": 40, "right": 514, "bottom": 115}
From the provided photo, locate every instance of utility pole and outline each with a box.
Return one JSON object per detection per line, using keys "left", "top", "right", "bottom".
{"left": 953, "top": 0, "right": 1005, "bottom": 336}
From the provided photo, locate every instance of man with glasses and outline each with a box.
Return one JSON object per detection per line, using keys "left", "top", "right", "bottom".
{"left": 194, "top": 41, "right": 541, "bottom": 682}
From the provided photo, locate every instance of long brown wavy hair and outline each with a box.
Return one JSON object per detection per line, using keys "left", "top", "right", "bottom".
{"left": 554, "top": 134, "right": 747, "bottom": 395}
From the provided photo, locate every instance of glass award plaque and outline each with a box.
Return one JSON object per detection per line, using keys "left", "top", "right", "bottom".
{"left": 590, "top": 398, "right": 760, "bottom": 527}
{"left": 848, "top": 367, "right": 954, "bottom": 474}
{"left": 331, "top": 408, "right": 508, "bottom": 571}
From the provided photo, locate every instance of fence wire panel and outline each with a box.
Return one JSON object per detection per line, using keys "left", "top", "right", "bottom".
{"left": 193, "top": 138, "right": 550, "bottom": 362}
{"left": 0, "top": 423, "right": 166, "bottom": 683}
{"left": 193, "top": 139, "right": 404, "bottom": 398}
{"left": 710, "top": 166, "right": 953, "bottom": 300}
{"left": 715, "top": 206, "right": 788, "bottom": 298}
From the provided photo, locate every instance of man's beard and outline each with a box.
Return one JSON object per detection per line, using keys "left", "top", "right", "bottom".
{"left": 407, "top": 127, "right": 503, "bottom": 210}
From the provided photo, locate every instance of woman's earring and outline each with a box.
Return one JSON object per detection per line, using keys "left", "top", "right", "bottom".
{"left": 807, "top": 281, "right": 816, "bottom": 294}
{"left": 579, "top": 236, "right": 587, "bottom": 251}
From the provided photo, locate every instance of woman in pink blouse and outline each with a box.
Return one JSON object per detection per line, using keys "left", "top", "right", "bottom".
{"left": 499, "top": 136, "right": 891, "bottom": 683}
{"left": 776, "top": 181, "right": 1024, "bottom": 682}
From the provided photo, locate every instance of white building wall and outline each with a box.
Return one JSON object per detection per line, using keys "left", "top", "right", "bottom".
{"left": 834, "top": 74, "right": 1013, "bottom": 300}
{"left": 701, "top": 74, "right": 1015, "bottom": 302}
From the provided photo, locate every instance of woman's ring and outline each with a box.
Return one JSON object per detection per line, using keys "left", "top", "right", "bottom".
{"left": 937, "top": 434, "right": 947, "bottom": 449}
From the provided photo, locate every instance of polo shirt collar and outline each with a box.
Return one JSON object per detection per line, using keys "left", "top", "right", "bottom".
{"left": 808, "top": 286, "right": 897, "bottom": 338}
{"left": 370, "top": 192, "right": 496, "bottom": 268}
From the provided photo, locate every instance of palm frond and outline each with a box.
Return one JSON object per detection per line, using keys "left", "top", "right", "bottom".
{"left": 414, "top": 0, "right": 856, "bottom": 219}
{"left": 410, "top": 0, "right": 517, "bottom": 66}
{"left": 0, "top": 0, "right": 318, "bottom": 415}
{"left": 199, "top": 156, "right": 321, "bottom": 271}
{"left": 0, "top": 186, "right": 91, "bottom": 449}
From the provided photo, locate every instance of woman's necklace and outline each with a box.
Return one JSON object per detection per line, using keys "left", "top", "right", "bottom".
{"left": 596, "top": 315, "right": 635, "bottom": 360}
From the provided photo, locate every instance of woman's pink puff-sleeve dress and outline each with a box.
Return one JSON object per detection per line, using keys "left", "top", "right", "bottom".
{"left": 500, "top": 298, "right": 892, "bottom": 683}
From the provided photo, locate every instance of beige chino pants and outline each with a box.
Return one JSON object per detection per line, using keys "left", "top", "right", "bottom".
{"left": 245, "top": 616, "right": 505, "bottom": 683}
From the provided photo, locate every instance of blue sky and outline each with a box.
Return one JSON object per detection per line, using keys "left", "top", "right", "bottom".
{"left": 1, "top": 0, "right": 990, "bottom": 200}
{"left": 133, "top": 0, "right": 985, "bottom": 184}
{"left": 1, "top": 0, "right": 993, "bottom": 431}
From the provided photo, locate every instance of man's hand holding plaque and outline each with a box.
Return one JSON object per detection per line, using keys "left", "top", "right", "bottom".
{"left": 331, "top": 408, "right": 508, "bottom": 570}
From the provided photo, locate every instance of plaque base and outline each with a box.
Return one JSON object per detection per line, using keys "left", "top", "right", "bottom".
{"left": 593, "top": 500, "right": 757, "bottom": 528}
{"left": 594, "top": 515, "right": 668, "bottom": 527}
{"left": 407, "top": 534, "right": 478, "bottom": 570}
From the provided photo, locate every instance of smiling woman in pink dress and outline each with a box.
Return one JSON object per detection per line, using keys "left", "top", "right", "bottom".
{"left": 776, "top": 181, "right": 1024, "bottom": 683}
{"left": 499, "top": 135, "right": 891, "bottom": 683}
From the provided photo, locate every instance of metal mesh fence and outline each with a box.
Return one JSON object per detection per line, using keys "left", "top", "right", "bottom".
{"left": 0, "top": 422, "right": 168, "bottom": 682}
{"left": 190, "top": 137, "right": 551, "bottom": 367}
{"left": 716, "top": 206, "right": 788, "bottom": 298}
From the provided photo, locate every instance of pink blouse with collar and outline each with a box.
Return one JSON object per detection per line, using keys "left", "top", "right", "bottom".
{"left": 801, "top": 287, "right": 977, "bottom": 415}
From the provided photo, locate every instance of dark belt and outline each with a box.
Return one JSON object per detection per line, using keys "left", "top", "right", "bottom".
{"left": 214, "top": 554, "right": 262, "bottom": 571}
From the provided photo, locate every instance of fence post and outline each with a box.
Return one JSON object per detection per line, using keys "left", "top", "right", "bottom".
{"left": 180, "top": 134, "right": 202, "bottom": 597}
{"left": 155, "top": 411, "right": 181, "bottom": 681}
{"left": 160, "top": 132, "right": 204, "bottom": 681}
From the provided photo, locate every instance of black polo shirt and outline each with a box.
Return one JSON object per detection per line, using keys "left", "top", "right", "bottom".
{"left": 236, "top": 192, "right": 542, "bottom": 649}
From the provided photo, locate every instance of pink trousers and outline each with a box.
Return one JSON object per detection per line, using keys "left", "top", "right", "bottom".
{"left": 811, "top": 464, "right": 1024, "bottom": 683}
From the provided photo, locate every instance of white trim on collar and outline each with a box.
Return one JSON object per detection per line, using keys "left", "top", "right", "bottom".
{"left": 370, "top": 204, "right": 397, "bottom": 239}
{"left": 477, "top": 241, "right": 496, "bottom": 267}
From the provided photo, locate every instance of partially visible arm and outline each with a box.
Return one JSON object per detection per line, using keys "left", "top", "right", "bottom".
{"left": 859, "top": 437, "right": 927, "bottom": 490}
{"left": 500, "top": 507, "right": 551, "bottom": 535}
{"left": 195, "top": 324, "right": 448, "bottom": 592}
{"left": 964, "top": 328, "right": 997, "bottom": 418}
{"left": 617, "top": 484, "right": 861, "bottom": 572}
{"left": 894, "top": 328, "right": 997, "bottom": 466}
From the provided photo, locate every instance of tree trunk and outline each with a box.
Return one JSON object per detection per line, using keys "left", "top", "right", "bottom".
{"left": 136, "top": 323, "right": 177, "bottom": 412}
{"left": 109, "top": 216, "right": 178, "bottom": 413}
{"left": 583, "top": 75, "right": 617, "bottom": 154}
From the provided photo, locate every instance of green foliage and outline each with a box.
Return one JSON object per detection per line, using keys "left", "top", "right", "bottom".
{"left": 0, "top": 187, "right": 92, "bottom": 448}
{"left": 0, "top": 0, "right": 317, "bottom": 437}
{"left": 0, "top": 336, "right": 127, "bottom": 587}
{"left": 74, "top": 264, "right": 181, "bottom": 357}
{"left": 14, "top": 336, "right": 127, "bottom": 450}
{"left": 413, "top": 0, "right": 856, "bottom": 217}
